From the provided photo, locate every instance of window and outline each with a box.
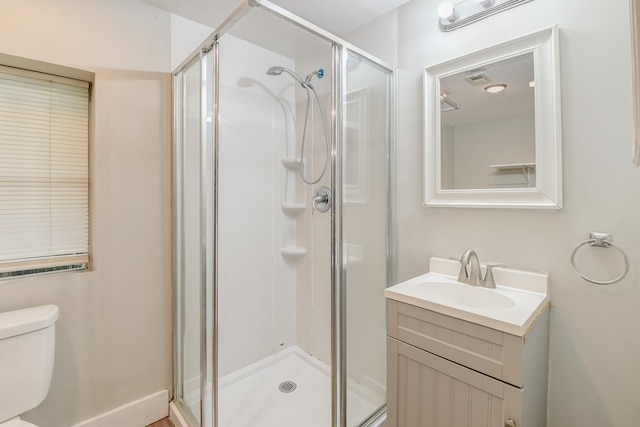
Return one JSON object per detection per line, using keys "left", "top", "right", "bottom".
{"left": 0, "top": 60, "right": 91, "bottom": 278}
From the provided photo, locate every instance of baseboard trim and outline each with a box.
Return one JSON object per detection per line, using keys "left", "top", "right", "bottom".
{"left": 71, "top": 390, "right": 169, "bottom": 427}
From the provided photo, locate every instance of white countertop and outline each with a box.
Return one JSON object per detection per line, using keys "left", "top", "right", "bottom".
{"left": 384, "top": 257, "right": 550, "bottom": 336}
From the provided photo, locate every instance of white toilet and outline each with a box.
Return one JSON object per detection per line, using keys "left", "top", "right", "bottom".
{"left": 0, "top": 305, "right": 59, "bottom": 427}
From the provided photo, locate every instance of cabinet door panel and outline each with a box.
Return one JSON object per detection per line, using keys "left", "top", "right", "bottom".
{"left": 387, "top": 337, "right": 522, "bottom": 427}
{"left": 388, "top": 300, "right": 524, "bottom": 387}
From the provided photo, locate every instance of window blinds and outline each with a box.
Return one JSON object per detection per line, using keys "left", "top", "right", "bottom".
{"left": 0, "top": 68, "right": 89, "bottom": 274}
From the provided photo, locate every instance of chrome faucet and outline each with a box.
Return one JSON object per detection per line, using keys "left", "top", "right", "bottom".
{"left": 457, "top": 249, "right": 506, "bottom": 288}
{"left": 458, "top": 249, "right": 482, "bottom": 286}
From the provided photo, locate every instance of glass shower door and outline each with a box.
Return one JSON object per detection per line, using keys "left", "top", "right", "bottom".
{"left": 214, "top": 7, "right": 335, "bottom": 427}
{"left": 173, "top": 46, "right": 216, "bottom": 426}
{"left": 342, "top": 50, "right": 393, "bottom": 426}
{"left": 174, "top": 56, "right": 203, "bottom": 425}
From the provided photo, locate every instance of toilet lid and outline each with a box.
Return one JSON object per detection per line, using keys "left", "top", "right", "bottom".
{"left": 2, "top": 420, "right": 38, "bottom": 427}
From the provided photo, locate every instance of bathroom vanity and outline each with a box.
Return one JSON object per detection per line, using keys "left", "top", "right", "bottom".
{"left": 385, "top": 258, "right": 550, "bottom": 427}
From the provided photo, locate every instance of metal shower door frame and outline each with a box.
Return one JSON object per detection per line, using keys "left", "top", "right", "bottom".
{"left": 172, "top": 1, "right": 394, "bottom": 426}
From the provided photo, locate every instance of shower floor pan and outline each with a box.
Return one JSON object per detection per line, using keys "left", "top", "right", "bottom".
{"left": 217, "top": 346, "right": 384, "bottom": 427}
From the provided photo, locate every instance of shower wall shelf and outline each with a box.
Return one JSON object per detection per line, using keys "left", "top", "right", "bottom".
{"left": 281, "top": 158, "right": 302, "bottom": 168}
{"left": 281, "top": 247, "right": 307, "bottom": 258}
{"left": 280, "top": 156, "right": 306, "bottom": 259}
{"left": 281, "top": 203, "right": 306, "bottom": 214}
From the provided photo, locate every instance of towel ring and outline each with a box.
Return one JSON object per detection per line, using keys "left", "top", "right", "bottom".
{"left": 570, "top": 232, "right": 630, "bottom": 285}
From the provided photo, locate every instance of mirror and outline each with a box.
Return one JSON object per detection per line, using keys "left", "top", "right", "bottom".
{"left": 424, "top": 26, "right": 562, "bottom": 209}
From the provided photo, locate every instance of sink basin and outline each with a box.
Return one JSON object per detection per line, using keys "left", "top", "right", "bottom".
{"left": 413, "top": 282, "right": 516, "bottom": 309}
{"left": 384, "top": 258, "right": 550, "bottom": 336}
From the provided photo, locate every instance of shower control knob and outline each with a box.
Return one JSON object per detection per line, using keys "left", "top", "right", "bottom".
{"left": 504, "top": 419, "right": 516, "bottom": 427}
{"left": 313, "top": 186, "right": 331, "bottom": 213}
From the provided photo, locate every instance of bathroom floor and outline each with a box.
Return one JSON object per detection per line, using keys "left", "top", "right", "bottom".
{"left": 147, "top": 419, "right": 174, "bottom": 427}
{"left": 216, "top": 346, "right": 382, "bottom": 427}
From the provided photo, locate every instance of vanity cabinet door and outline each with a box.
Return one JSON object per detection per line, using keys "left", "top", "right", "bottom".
{"left": 387, "top": 337, "right": 522, "bottom": 427}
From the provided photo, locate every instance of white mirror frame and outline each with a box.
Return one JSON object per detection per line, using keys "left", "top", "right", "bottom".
{"left": 630, "top": 0, "right": 640, "bottom": 165}
{"left": 424, "top": 26, "right": 562, "bottom": 209}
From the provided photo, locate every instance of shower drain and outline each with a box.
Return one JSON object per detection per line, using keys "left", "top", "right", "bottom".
{"left": 278, "top": 380, "right": 297, "bottom": 393}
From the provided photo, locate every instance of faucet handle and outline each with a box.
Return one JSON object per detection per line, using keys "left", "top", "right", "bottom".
{"left": 485, "top": 262, "right": 507, "bottom": 269}
{"left": 482, "top": 263, "right": 507, "bottom": 288}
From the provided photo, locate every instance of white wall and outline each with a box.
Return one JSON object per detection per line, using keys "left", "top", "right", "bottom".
{"left": 0, "top": 1, "right": 173, "bottom": 425}
{"left": 216, "top": 34, "right": 300, "bottom": 376}
{"left": 296, "top": 51, "right": 334, "bottom": 366}
{"left": 343, "top": 9, "right": 399, "bottom": 68}
{"left": 394, "top": 0, "right": 640, "bottom": 426}
{"left": 452, "top": 113, "right": 535, "bottom": 189}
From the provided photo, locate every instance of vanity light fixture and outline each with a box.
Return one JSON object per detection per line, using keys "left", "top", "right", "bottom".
{"left": 437, "top": 0, "right": 534, "bottom": 32}
{"left": 484, "top": 83, "right": 507, "bottom": 93}
{"left": 438, "top": 2, "right": 458, "bottom": 22}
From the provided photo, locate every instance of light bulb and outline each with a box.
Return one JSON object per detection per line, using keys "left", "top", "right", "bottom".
{"left": 484, "top": 83, "right": 507, "bottom": 93}
{"left": 438, "top": 2, "right": 457, "bottom": 21}
{"left": 475, "top": 0, "right": 495, "bottom": 7}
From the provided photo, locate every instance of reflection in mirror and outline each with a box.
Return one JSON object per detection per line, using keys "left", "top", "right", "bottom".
{"left": 424, "top": 26, "right": 562, "bottom": 209}
{"left": 440, "top": 53, "right": 535, "bottom": 190}
{"left": 345, "top": 88, "right": 369, "bottom": 203}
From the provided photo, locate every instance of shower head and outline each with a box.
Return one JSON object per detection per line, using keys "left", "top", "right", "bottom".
{"left": 266, "top": 66, "right": 305, "bottom": 86}
{"left": 266, "top": 66, "right": 285, "bottom": 76}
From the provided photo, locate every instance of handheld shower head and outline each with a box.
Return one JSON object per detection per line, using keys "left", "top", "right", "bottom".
{"left": 265, "top": 65, "right": 330, "bottom": 186}
{"left": 266, "top": 66, "right": 284, "bottom": 76}
{"left": 265, "top": 66, "right": 305, "bottom": 86}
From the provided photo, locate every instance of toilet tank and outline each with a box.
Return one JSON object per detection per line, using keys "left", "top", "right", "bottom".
{"left": 0, "top": 305, "right": 58, "bottom": 423}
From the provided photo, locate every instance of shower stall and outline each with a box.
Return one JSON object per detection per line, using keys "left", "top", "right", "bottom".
{"left": 172, "top": 1, "right": 394, "bottom": 426}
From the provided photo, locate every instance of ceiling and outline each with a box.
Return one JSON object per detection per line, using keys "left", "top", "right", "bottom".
{"left": 441, "top": 53, "right": 535, "bottom": 127}
{"left": 138, "top": 0, "right": 410, "bottom": 37}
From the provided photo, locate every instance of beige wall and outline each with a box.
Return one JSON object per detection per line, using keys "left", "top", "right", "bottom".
{"left": 0, "top": 1, "right": 173, "bottom": 425}
{"left": 394, "top": 0, "right": 640, "bottom": 426}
